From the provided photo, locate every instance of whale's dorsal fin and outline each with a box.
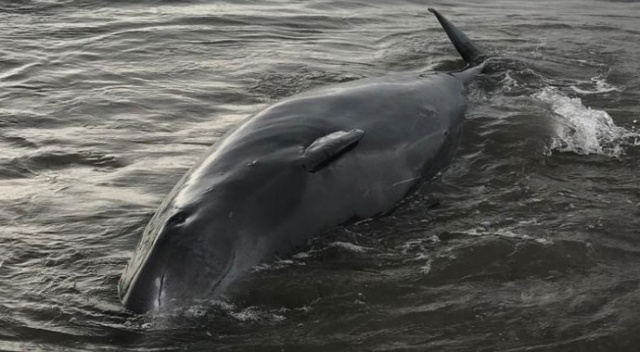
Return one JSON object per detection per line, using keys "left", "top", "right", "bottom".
{"left": 429, "top": 8, "right": 486, "bottom": 66}
{"left": 301, "top": 129, "right": 364, "bottom": 172}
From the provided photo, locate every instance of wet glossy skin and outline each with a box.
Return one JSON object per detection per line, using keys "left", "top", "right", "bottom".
{"left": 119, "top": 69, "right": 478, "bottom": 313}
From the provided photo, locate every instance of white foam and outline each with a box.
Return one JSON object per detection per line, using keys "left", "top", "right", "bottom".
{"left": 569, "top": 76, "right": 620, "bottom": 95}
{"left": 252, "top": 259, "right": 302, "bottom": 272}
{"left": 329, "top": 241, "right": 370, "bottom": 253}
{"left": 461, "top": 227, "right": 552, "bottom": 245}
{"left": 535, "top": 87, "right": 638, "bottom": 156}
{"left": 229, "top": 306, "right": 286, "bottom": 323}
{"left": 292, "top": 251, "right": 310, "bottom": 259}
{"left": 399, "top": 235, "right": 440, "bottom": 255}
{"left": 419, "top": 259, "right": 432, "bottom": 274}
{"left": 500, "top": 72, "right": 519, "bottom": 92}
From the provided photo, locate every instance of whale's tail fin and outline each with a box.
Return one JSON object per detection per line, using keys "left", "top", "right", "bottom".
{"left": 429, "top": 8, "right": 486, "bottom": 67}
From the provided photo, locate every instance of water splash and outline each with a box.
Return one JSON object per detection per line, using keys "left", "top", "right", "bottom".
{"left": 534, "top": 87, "right": 638, "bottom": 156}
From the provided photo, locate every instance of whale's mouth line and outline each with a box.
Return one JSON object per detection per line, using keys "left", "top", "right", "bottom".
{"left": 211, "top": 250, "right": 236, "bottom": 297}
{"left": 156, "top": 271, "right": 166, "bottom": 310}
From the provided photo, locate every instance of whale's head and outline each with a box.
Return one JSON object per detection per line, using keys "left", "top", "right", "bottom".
{"left": 118, "top": 205, "right": 238, "bottom": 314}
{"left": 118, "top": 151, "right": 307, "bottom": 314}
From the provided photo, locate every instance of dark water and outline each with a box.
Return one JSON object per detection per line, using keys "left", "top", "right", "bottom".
{"left": 1, "top": 0, "right": 640, "bottom": 351}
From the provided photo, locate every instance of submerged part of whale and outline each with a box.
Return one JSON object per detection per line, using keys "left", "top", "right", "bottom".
{"left": 119, "top": 9, "right": 487, "bottom": 314}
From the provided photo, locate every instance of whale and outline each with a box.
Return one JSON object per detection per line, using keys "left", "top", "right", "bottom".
{"left": 119, "top": 8, "right": 487, "bottom": 313}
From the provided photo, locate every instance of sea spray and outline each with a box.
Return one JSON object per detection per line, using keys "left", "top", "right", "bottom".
{"left": 535, "top": 87, "right": 638, "bottom": 156}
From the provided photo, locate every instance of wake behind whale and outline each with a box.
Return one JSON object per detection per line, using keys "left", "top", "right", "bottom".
{"left": 119, "top": 9, "right": 487, "bottom": 314}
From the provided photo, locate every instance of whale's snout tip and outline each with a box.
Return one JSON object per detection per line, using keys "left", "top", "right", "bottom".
{"left": 118, "top": 268, "right": 166, "bottom": 314}
{"left": 120, "top": 286, "right": 157, "bottom": 314}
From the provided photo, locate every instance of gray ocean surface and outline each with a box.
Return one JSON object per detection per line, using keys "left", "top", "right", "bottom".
{"left": 1, "top": 0, "right": 640, "bottom": 351}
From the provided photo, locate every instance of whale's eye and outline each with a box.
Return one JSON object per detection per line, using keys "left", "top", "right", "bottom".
{"left": 167, "top": 212, "right": 188, "bottom": 226}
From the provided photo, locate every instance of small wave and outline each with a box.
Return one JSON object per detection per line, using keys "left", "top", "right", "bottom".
{"left": 251, "top": 259, "right": 304, "bottom": 272}
{"left": 463, "top": 227, "right": 552, "bottom": 245}
{"left": 534, "top": 87, "right": 639, "bottom": 156}
{"left": 20, "top": 149, "right": 127, "bottom": 171}
{"left": 251, "top": 68, "right": 364, "bottom": 100}
{"left": 329, "top": 241, "right": 370, "bottom": 253}
{"left": 570, "top": 75, "right": 620, "bottom": 95}
{"left": 1, "top": 135, "right": 39, "bottom": 149}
